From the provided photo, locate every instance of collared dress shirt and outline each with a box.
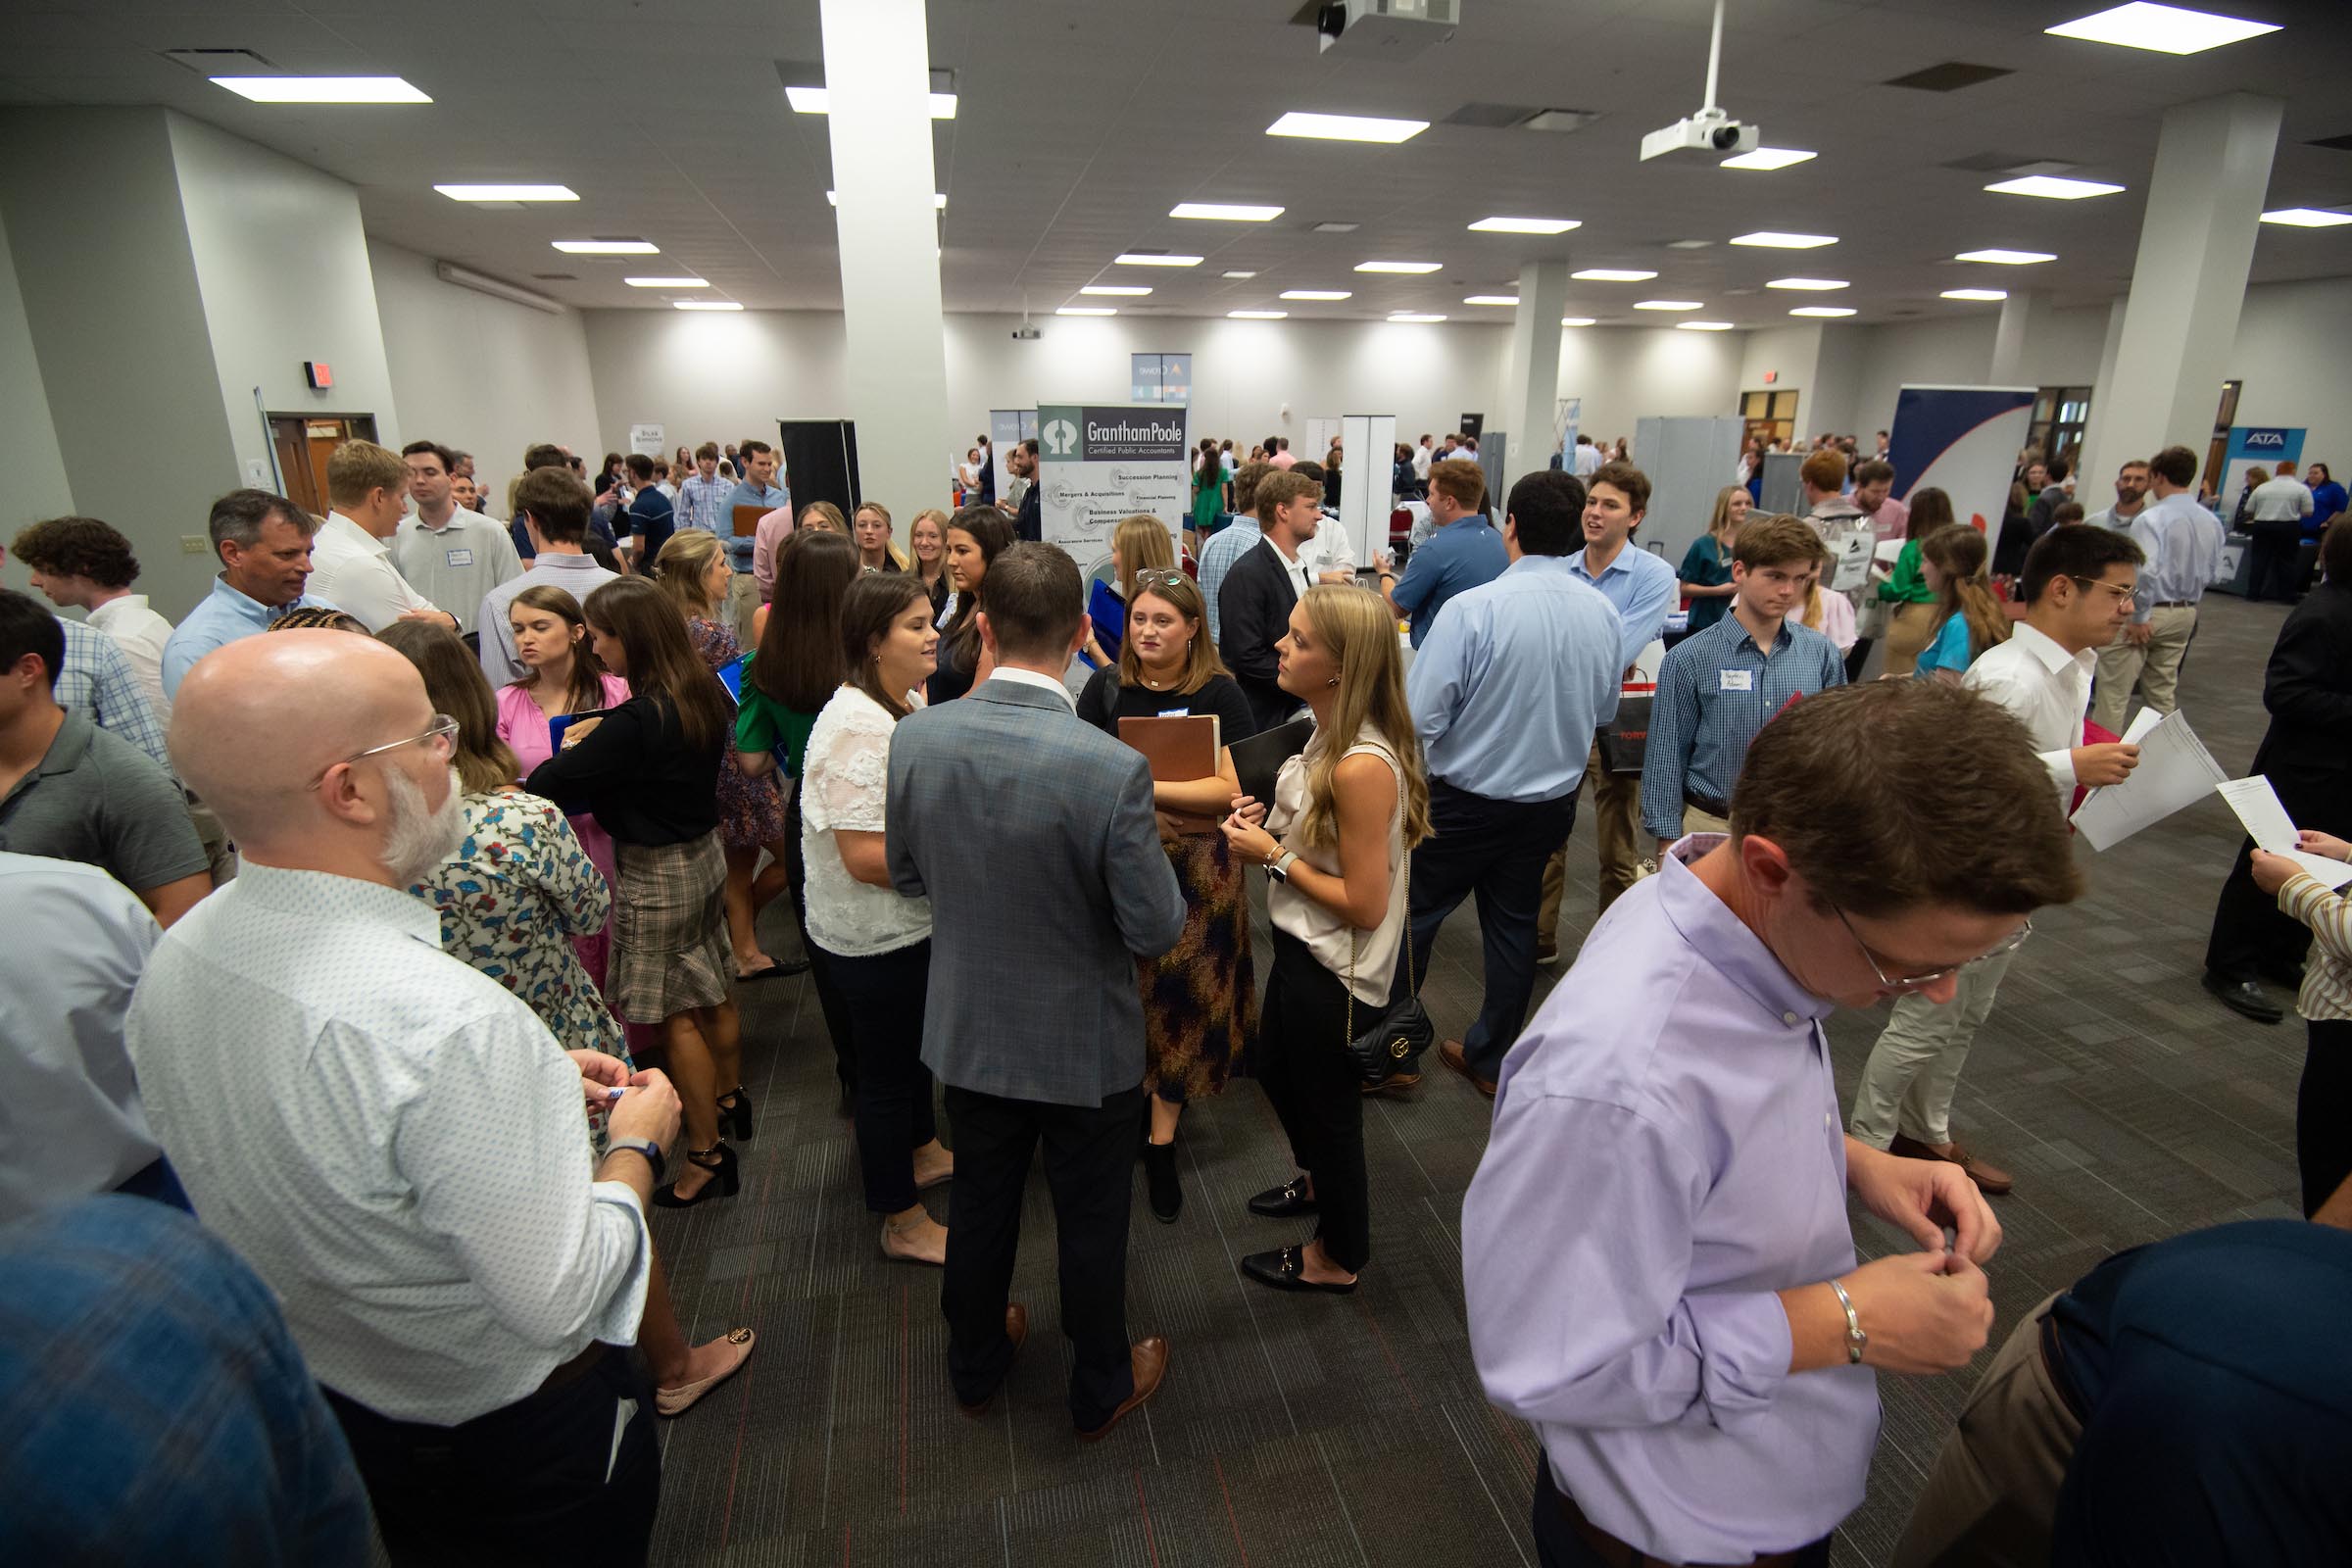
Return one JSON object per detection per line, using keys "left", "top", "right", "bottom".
{"left": 306, "top": 512, "right": 442, "bottom": 633}
{"left": 1465, "top": 836, "right": 1875, "bottom": 1564}
{"left": 1408, "top": 556, "right": 1622, "bottom": 804}
{"left": 1571, "top": 444, "right": 1603, "bottom": 478}
{"left": 724, "top": 480, "right": 789, "bottom": 572}
{"left": 1567, "top": 542, "right": 1680, "bottom": 669}
{"left": 2247, "top": 476, "right": 2314, "bottom": 523}
{"left": 56, "top": 617, "right": 171, "bottom": 773}
{"left": 1197, "top": 515, "right": 1263, "bottom": 643}
{"left": 1961, "top": 619, "right": 2093, "bottom": 805}
{"left": 125, "top": 865, "right": 653, "bottom": 1426}
{"left": 1392, "top": 514, "right": 1507, "bottom": 647}
{"left": 1641, "top": 613, "right": 1845, "bottom": 839}
{"left": 84, "top": 595, "right": 175, "bottom": 729}
{"left": 677, "top": 472, "right": 731, "bottom": 536}
{"left": 2126, "top": 491, "right": 2224, "bottom": 623}
{"left": 390, "top": 510, "right": 521, "bottom": 633}
{"left": 162, "top": 576, "right": 339, "bottom": 698}
{"left": 475, "top": 554, "right": 621, "bottom": 687}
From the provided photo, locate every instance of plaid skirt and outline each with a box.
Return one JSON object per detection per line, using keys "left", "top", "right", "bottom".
{"left": 609, "top": 831, "right": 732, "bottom": 1022}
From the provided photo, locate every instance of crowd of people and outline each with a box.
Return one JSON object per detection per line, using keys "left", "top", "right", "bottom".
{"left": 4, "top": 413, "right": 2348, "bottom": 1568}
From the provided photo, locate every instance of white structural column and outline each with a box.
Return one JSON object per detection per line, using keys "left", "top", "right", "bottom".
{"left": 2082, "top": 298, "right": 2131, "bottom": 487}
{"left": 2076, "top": 92, "right": 2281, "bottom": 496}
{"left": 1987, "top": 290, "right": 2045, "bottom": 385}
{"left": 1497, "top": 260, "right": 1573, "bottom": 495}
{"left": 819, "top": 0, "right": 951, "bottom": 517}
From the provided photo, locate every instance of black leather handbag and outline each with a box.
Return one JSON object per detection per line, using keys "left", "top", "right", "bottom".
{"left": 1343, "top": 790, "right": 1433, "bottom": 1086}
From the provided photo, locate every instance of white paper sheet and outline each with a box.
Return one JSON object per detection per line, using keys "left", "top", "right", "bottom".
{"left": 2071, "top": 710, "right": 2226, "bottom": 851}
{"left": 2119, "top": 706, "right": 2165, "bottom": 746}
{"left": 2214, "top": 776, "right": 2352, "bottom": 889}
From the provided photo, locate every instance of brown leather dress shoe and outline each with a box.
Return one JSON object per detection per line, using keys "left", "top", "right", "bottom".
{"left": 1360, "top": 1070, "right": 1420, "bottom": 1098}
{"left": 1076, "top": 1336, "right": 1169, "bottom": 1442}
{"left": 956, "top": 1304, "right": 1028, "bottom": 1418}
{"left": 1438, "top": 1039, "right": 1497, "bottom": 1099}
{"left": 1888, "top": 1133, "right": 2015, "bottom": 1196}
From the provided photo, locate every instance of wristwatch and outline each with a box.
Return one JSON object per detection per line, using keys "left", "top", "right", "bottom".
{"left": 1828, "top": 1278, "right": 1868, "bottom": 1365}
{"left": 1266, "top": 850, "right": 1299, "bottom": 883}
{"left": 608, "top": 1137, "right": 666, "bottom": 1184}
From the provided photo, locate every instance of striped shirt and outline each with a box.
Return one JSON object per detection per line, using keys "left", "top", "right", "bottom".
{"left": 2281, "top": 871, "right": 2352, "bottom": 1023}
{"left": 676, "top": 473, "right": 731, "bottom": 536}
{"left": 1197, "top": 515, "right": 1262, "bottom": 643}
{"left": 1641, "top": 612, "right": 1846, "bottom": 840}
{"left": 57, "top": 618, "right": 172, "bottom": 776}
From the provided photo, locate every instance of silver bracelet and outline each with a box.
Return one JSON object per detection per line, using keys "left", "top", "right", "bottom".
{"left": 1828, "top": 1278, "right": 1868, "bottom": 1365}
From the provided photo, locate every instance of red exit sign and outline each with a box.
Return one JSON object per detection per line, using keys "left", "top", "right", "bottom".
{"left": 305, "top": 361, "right": 333, "bottom": 389}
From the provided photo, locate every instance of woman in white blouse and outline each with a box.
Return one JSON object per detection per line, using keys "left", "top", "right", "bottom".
{"left": 802, "top": 572, "right": 954, "bottom": 1264}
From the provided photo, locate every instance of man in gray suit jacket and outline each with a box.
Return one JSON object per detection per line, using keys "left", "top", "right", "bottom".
{"left": 886, "top": 543, "right": 1187, "bottom": 1440}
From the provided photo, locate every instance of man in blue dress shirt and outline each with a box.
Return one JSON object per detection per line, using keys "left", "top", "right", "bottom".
{"left": 1375, "top": 458, "right": 1504, "bottom": 646}
{"left": 1399, "top": 470, "right": 1622, "bottom": 1099}
{"left": 1467, "top": 679, "right": 2072, "bottom": 1567}
{"left": 161, "top": 490, "right": 336, "bottom": 699}
{"left": 724, "top": 440, "right": 789, "bottom": 639}
{"left": 1642, "top": 514, "right": 1847, "bottom": 851}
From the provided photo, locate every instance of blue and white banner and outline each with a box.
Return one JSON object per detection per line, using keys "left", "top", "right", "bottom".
{"left": 1886, "top": 385, "right": 2036, "bottom": 533}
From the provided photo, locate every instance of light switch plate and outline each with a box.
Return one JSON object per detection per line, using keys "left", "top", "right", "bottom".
{"left": 181, "top": 535, "right": 210, "bottom": 555}
{"left": 244, "top": 458, "right": 270, "bottom": 485}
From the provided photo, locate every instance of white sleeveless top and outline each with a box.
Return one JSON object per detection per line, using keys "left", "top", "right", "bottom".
{"left": 1266, "top": 724, "right": 1408, "bottom": 1004}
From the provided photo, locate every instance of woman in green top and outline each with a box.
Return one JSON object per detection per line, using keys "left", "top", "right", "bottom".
{"left": 1677, "top": 486, "right": 1749, "bottom": 633}
{"left": 1875, "top": 484, "right": 1952, "bottom": 678}
{"left": 736, "top": 527, "right": 864, "bottom": 1101}
{"left": 1191, "top": 438, "right": 1224, "bottom": 536}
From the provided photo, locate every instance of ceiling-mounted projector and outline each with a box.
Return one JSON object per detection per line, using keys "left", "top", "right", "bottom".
{"left": 1642, "top": 107, "right": 1758, "bottom": 162}
{"left": 1314, "top": 0, "right": 1458, "bottom": 60}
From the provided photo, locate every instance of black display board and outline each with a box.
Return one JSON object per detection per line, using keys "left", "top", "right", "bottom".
{"left": 776, "top": 419, "right": 859, "bottom": 518}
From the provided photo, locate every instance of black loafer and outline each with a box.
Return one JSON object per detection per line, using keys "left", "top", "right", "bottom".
{"left": 2202, "top": 972, "right": 2283, "bottom": 1025}
{"left": 1247, "top": 1175, "right": 1318, "bottom": 1218}
{"left": 1242, "top": 1244, "right": 1356, "bottom": 1295}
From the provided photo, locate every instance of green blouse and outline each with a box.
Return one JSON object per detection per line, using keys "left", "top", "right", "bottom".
{"left": 735, "top": 677, "right": 821, "bottom": 777}
{"left": 1879, "top": 538, "right": 1935, "bottom": 605}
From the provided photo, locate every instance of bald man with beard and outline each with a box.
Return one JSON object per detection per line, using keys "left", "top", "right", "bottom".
{"left": 124, "top": 631, "right": 686, "bottom": 1566}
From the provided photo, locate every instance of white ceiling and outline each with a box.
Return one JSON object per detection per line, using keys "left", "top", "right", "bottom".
{"left": 4, "top": 0, "right": 2349, "bottom": 328}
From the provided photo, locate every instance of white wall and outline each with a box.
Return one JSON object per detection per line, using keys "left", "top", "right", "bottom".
{"left": 0, "top": 201, "right": 72, "bottom": 537}
{"left": 368, "top": 238, "right": 600, "bottom": 510}
{"left": 2230, "top": 277, "right": 2352, "bottom": 470}
{"left": 1558, "top": 326, "right": 1745, "bottom": 450}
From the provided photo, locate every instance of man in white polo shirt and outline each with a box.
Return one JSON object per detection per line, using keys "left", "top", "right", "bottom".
{"left": 391, "top": 441, "right": 519, "bottom": 635}
{"left": 307, "top": 441, "right": 456, "bottom": 636}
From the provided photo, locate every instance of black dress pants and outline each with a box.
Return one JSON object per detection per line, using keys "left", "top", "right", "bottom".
{"left": 325, "top": 1348, "right": 659, "bottom": 1568}
{"left": 825, "top": 938, "right": 938, "bottom": 1213}
{"left": 1398, "top": 779, "right": 1576, "bottom": 1082}
{"left": 783, "top": 782, "right": 858, "bottom": 1091}
{"left": 1259, "top": 928, "right": 1370, "bottom": 1273}
{"left": 2299, "top": 1019, "right": 2352, "bottom": 1218}
{"left": 2245, "top": 519, "right": 2304, "bottom": 602}
{"left": 2204, "top": 764, "right": 2350, "bottom": 986}
{"left": 942, "top": 1081, "right": 1141, "bottom": 1430}
{"left": 1529, "top": 1452, "right": 1830, "bottom": 1568}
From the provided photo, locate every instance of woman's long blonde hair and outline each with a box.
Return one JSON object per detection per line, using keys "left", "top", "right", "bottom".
{"left": 1705, "top": 485, "right": 1746, "bottom": 543}
{"left": 649, "top": 528, "right": 725, "bottom": 618}
{"left": 1110, "top": 514, "right": 1176, "bottom": 598}
{"left": 1293, "top": 584, "right": 1431, "bottom": 854}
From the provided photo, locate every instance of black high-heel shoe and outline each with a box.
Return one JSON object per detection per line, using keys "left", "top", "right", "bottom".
{"left": 653, "top": 1143, "right": 739, "bottom": 1207}
{"left": 716, "top": 1087, "right": 756, "bottom": 1142}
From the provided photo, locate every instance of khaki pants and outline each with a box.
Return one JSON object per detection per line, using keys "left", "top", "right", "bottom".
{"left": 2089, "top": 603, "right": 2195, "bottom": 736}
{"left": 1891, "top": 1293, "right": 2079, "bottom": 1568}
{"left": 1849, "top": 948, "right": 2016, "bottom": 1148}
{"left": 1882, "top": 600, "right": 1941, "bottom": 678}
{"left": 728, "top": 567, "right": 762, "bottom": 647}
{"left": 1681, "top": 806, "right": 1729, "bottom": 839}
{"left": 1536, "top": 740, "right": 1644, "bottom": 949}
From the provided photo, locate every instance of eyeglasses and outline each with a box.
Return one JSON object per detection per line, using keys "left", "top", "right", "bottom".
{"left": 1131, "top": 569, "right": 1189, "bottom": 591}
{"left": 1832, "top": 904, "right": 2032, "bottom": 992}
{"left": 2068, "top": 575, "right": 2135, "bottom": 607}
{"left": 311, "top": 713, "right": 459, "bottom": 790}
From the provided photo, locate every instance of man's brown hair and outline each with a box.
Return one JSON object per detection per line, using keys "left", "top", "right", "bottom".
{"left": 1732, "top": 514, "right": 1823, "bottom": 571}
{"left": 2322, "top": 515, "right": 2352, "bottom": 586}
{"left": 2148, "top": 445, "right": 2198, "bottom": 487}
{"left": 1254, "top": 469, "right": 1324, "bottom": 525}
{"left": 1853, "top": 459, "right": 1894, "bottom": 487}
{"left": 980, "top": 542, "right": 1085, "bottom": 662}
{"left": 11, "top": 515, "right": 139, "bottom": 589}
{"left": 1733, "top": 681, "right": 2083, "bottom": 918}
{"left": 326, "top": 439, "right": 407, "bottom": 509}
{"left": 514, "top": 466, "right": 592, "bottom": 543}
{"left": 1232, "top": 460, "right": 1274, "bottom": 517}
{"left": 1590, "top": 461, "right": 1650, "bottom": 517}
{"left": 1799, "top": 448, "right": 1848, "bottom": 495}
{"left": 1427, "top": 458, "right": 1486, "bottom": 514}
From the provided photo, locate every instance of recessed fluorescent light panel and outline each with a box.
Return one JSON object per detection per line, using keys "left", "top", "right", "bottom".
{"left": 1572, "top": 269, "right": 1658, "bottom": 281}
{"left": 1635, "top": 300, "right": 1704, "bottom": 311}
{"left": 1721, "top": 146, "right": 1816, "bottom": 171}
{"left": 1056, "top": 306, "right": 1116, "bottom": 317}
{"left": 1170, "top": 203, "right": 1284, "bottom": 221}
{"left": 1789, "top": 306, "right": 1857, "bottom": 318}
{"left": 2044, "top": 4, "right": 2281, "bottom": 55}
{"left": 1310, "top": 221, "right": 1361, "bottom": 233}
{"left": 1468, "top": 216, "right": 1581, "bottom": 234}
{"left": 1228, "top": 310, "right": 1288, "bottom": 319}
{"left": 1267, "top": 111, "right": 1428, "bottom": 143}
{"left": 674, "top": 301, "right": 743, "bottom": 311}
{"left": 1280, "top": 290, "right": 1352, "bottom": 301}
{"left": 2261, "top": 208, "right": 2352, "bottom": 227}
{"left": 625, "top": 276, "right": 707, "bottom": 287}
{"left": 1766, "top": 277, "right": 1849, "bottom": 290}
{"left": 1355, "top": 261, "right": 1442, "bottom": 273}
{"left": 1080, "top": 284, "right": 1152, "bottom": 296}
{"left": 827, "top": 191, "right": 946, "bottom": 209}
{"left": 1117, "top": 254, "right": 1202, "bottom": 267}
{"left": 1221, "top": 270, "right": 1258, "bottom": 278}
{"left": 552, "top": 238, "right": 658, "bottom": 254}
{"left": 1955, "top": 248, "right": 2056, "bottom": 264}
{"left": 1941, "top": 288, "right": 2009, "bottom": 300}
{"left": 1985, "top": 174, "right": 2126, "bottom": 199}
{"left": 1560, "top": 317, "right": 1596, "bottom": 326}
{"left": 215, "top": 76, "right": 430, "bottom": 103}
{"left": 438, "top": 184, "right": 579, "bottom": 202}
{"left": 785, "top": 85, "right": 957, "bottom": 118}
{"left": 1730, "top": 231, "right": 1838, "bottom": 248}
{"left": 1389, "top": 313, "right": 1446, "bottom": 322}
{"left": 1678, "top": 320, "right": 1737, "bottom": 330}
{"left": 1463, "top": 295, "right": 1519, "bottom": 306}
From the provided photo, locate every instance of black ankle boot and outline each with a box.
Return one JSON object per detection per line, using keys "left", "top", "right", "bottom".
{"left": 1142, "top": 1141, "right": 1181, "bottom": 1224}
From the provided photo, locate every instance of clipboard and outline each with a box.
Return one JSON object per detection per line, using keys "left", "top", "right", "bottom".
{"left": 731, "top": 503, "right": 766, "bottom": 538}
{"left": 1230, "top": 715, "right": 1313, "bottom": 804}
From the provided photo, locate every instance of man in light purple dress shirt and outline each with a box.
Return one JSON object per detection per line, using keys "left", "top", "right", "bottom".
{"left": 1466, "top": 681, "right": 2083, "bottom": 1567}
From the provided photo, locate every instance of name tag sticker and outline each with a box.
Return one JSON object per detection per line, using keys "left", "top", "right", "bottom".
{"left": 445, "top": 548, "right": 475, "bottom": 567}
{"left": 1161, "top": 708, "right": 1190, "bottom": 717}
{"left": 1719, "top": 668, "right": 1754, "bottom": 693}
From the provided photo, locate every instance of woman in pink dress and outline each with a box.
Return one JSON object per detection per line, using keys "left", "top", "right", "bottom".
{"left": 495, "top": 583, "right": 629, "bottom": 985}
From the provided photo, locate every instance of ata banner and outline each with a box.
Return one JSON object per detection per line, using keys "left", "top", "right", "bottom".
{"left": 1034, "top": 403, "right": 1190, "bottom": 565}
{"left": 2219, "top": 425, "right": 2305, "bottom": 525}
{"left": 1886, "top": 385, "right": 2036, "bottom": 533}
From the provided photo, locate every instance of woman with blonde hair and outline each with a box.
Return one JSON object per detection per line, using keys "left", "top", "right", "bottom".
{"left": 1080, "top": 514, "right": 1179, "bottom": 668}
{"left": 1911, "top": 524, "right": 2012, "bottom": 685}
{"left": 1221, "top": 584, "right": 1430, "bottom": 1294}
{"left": 1075, "top": 568, "right": 1257, "bottom": 1222}
{"left": 1678, "top": 485, "right": 1749, "bottom": 633}
{"left": 852, "top": 501, "right": 908, "bottom": 572}
{"left": 907, "top": 506, "right": 952, "bottom": 620}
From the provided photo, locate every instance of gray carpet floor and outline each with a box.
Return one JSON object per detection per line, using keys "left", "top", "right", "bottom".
{"left": 647, "top": 590, "right": 2309, "bottom": 1567}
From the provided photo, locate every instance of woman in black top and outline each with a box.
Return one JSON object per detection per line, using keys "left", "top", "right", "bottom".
{"left": 1074, "top": 569, "right": 1257, "bottom": 1223}
{"left": 528, "top": 576, "right": 745, "bottom": 1207}
{"left": 928, "top": 505, "right": 1014, "bottom": 704}
{"left": 908, "top": 507, "right": 953, "bottom": 621}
